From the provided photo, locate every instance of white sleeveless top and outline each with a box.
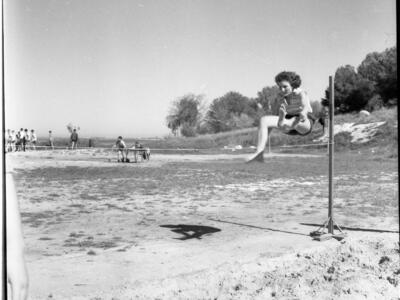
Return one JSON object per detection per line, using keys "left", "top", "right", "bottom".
{"left": 284, "top": 89, "right": 312, "bottom": 115}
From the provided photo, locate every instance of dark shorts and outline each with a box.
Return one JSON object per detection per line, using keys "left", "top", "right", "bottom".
{"left": 284, "top": 113, "right": 316, "bottom": 136}
{"left": 285, "top": 114, "right": 299, "bottom": 119}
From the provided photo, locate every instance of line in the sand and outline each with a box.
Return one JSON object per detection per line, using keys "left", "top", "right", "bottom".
{"left": 208, "top": 218, "right": 308, "bottom": 236}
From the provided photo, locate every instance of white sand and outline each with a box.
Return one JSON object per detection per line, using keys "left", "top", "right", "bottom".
{"left": 314, "top": 121, "right": 386, "bottom": 143}
{"left": 6, "top": 151, "right": 398, "bottom": 299}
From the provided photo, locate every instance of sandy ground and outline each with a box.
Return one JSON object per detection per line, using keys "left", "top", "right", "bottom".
{"left": 6, "top": 150, "right": 399, "bottom": 299}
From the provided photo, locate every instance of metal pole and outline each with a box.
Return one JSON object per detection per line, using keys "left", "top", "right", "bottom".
{"left": 326, "top": 118, "right": 329, "bottom": 155}
{"left": 328, "top": 76, "right": 334, "bottom": 233}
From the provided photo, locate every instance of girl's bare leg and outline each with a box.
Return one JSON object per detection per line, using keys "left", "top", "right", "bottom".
{"left": 247, "top": 111, "right": 309, "bottom": 163}
{"left": 247, "top": 115, "right": 279, "bottom": 162}
{"left": 256, "top": 116, "right": 280, "bottom": 152}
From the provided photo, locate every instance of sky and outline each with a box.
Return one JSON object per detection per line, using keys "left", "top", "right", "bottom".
{"left": 4, "top": 0, "right": 396, "bottom": 138}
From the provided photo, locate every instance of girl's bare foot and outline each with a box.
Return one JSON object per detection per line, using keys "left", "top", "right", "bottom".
{"left": 278, "top": 104, "right": 287, "bottom": 128}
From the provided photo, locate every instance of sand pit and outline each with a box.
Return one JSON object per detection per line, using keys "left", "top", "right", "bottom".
{"left": 6, "top": 150, "right": 399, "bottom": 299}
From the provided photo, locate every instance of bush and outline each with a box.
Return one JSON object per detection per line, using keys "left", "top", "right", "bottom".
{"left": 366, "top": 95, "right": 384, "bottom": 112}
{"left": 227, "top": 113, "right": 255, "bottom": 129}
{"left": 180, "top": 123, "right": 197, "bottom": 137}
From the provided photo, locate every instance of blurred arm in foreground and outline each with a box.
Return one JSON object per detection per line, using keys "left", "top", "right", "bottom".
{"left": 6, "top": 173, "right": 29, "bottom": 300}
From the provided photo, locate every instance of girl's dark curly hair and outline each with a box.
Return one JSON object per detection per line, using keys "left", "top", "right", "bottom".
{"left": 275, "top": 71, "right": 302, "bottom": 89}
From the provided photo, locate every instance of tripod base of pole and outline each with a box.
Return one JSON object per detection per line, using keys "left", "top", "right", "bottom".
{"left": 310, "top": 218, "right": 347, "bottom": 241}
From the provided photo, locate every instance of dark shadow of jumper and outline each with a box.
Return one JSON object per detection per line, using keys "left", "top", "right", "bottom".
{"left": 160, "top": 224, "right": 221, "bottom": 240}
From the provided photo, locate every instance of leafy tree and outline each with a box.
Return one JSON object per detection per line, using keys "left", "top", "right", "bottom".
{"left": 334, "top": 65, "right": 376, "bottom": 112}
{"left": 366, "top": 94, "right": 384, "bottom": 111}
{"left": 166, "top": 94, "right": 204, "bottom": 137}
{"left": 333, "top": 47, "right": 397, "bottom": 113}
{"left": 334, "top": 65, "right": 359, "bottom": 112}
{"left": 357, "top": 46, "right": 397, "bottom": 104}
{"left": 228, "top": 113, "right": 254, "bottom": 129}
{"left": 206, "top": 92, "right": 257, "bottom": 133}
{"left": 350, "top": 78, "right": 376, "bottom": 111}
{"left": 256, "top": 85, "right": 281, "bottom": 115}
{"left": 180, "top": 122, "right": 197, "bottom": 137}
{"left": 166, "top": 115, "right": 180, "bottom": 136}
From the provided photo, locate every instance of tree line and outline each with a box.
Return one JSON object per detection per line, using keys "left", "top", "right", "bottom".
{"left": 166, "top": 46, "right": 397, "bottom": 137}
{"left": 334, "top": 46, "right": 396, "bottom": 113}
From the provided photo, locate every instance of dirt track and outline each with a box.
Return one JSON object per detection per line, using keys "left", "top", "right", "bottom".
{"left": 7, "top": 150, "right": 399, "bottom": 299}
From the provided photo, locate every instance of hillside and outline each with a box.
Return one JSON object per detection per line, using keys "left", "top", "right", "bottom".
{"left": 38, "top": 108, "right": 397, "bottom": 157}
{"left": 135, "top": 107, "right": 397, "bottom": 156}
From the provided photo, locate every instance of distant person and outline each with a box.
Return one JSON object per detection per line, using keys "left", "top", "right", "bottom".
{"left": 115, "top": 136, "right": 128, "bottom": 162}
{"left": 11, "top": 130, "right": 16, "bottom": 151}
{"left": 6, "top": 172, "right": 29, "bottom": 300}
{"left": 23, "top": 129, "right": 29, "bottom": 151}
{"left": 70, "top": 129, "right": 79, "bottom": 150}
{"left": 48, "top": 131, "right": 54, "bottom": 150}
{"left": 15, "top": 130, "right": 20, "bottom": 152}
{"left": 142, "top": 147, "right": 151, "bottom": 161}
{"left": 30, "top": 130, "right": 37, "bottom": 150}
{"left": 15, "top": 129, "right": 24, "bottom": 152}
{"left": 6, "top": 129, "right": 13, "bottom": 152}
{"left": 134, "top": 141, "right": 150, "bottom": 161}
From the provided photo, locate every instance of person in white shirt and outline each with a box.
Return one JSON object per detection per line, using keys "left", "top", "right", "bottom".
{"left": 48, "top": 130, "right": 54, "bottom": 150}
{"left": 11, "top": 130, "right": 16, "bottom": 152}
{"left": 115, "top": 136, "right": 128, "bottom": 162}
{"left": 30, "top": 130, "right": 37, "bottom": 150}
{"left": 6, "top": 129, "right": 13, "bottom": 152}
{"left": 16, "top": 128, "right": 24, "bottom": 152}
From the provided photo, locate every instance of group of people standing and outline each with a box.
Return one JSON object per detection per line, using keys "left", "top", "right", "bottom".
{"left": 6, "top": 128, "right": 38, "bottom": 152}
{"left": 5, "top": 129, "right": 81, "bottom": 152}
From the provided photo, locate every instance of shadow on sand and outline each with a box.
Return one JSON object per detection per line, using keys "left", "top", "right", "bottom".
{"left": 160, "top": 224, "right": 221, "bottom": 240}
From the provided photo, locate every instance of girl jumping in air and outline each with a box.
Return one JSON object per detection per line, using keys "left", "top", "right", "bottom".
{"left": 247, "top": 71, "right": 323, "bottom": 163}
